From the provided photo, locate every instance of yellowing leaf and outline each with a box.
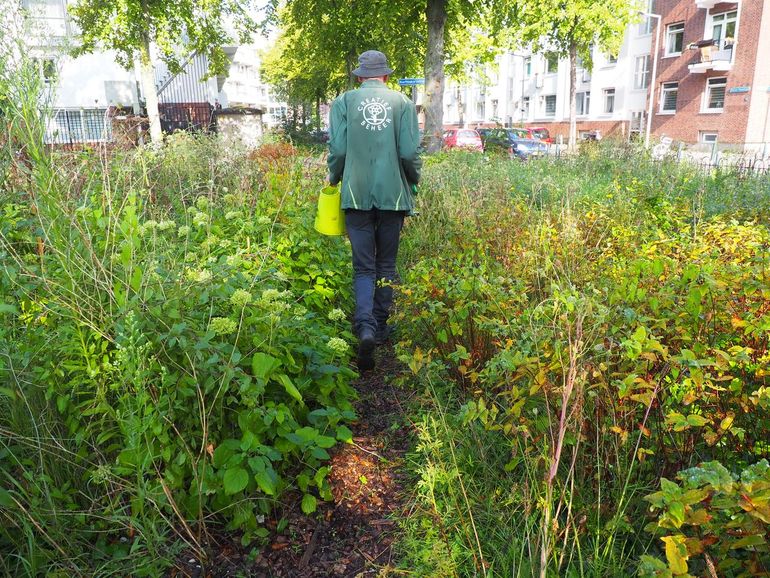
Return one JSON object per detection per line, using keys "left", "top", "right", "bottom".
{"left": 662, "top": 535, "right": 689, "bottom": 575}
{"left": 686, "top": 414, "right": 709, "bottom": 427}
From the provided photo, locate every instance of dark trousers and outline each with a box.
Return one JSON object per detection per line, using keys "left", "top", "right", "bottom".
{"left": 345, "top": 208, "right": 405, "bottom": 336}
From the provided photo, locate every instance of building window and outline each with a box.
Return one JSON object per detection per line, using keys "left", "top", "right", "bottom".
{"left": 603, "top": 88, "right": 615, "bottom": 114}
{"left": 545, "top": 52, "right": 559, "bottom": 74}
{"left": 476, "top": 99, "right": 485, "bottom": 119}
{"left": 521, "top": 96, "right": 530, "bottom": 119}
{"left": 703, "top": 77, "right": 726, "bottom": 111}
{"left": 576, "top": 91, "right": 590, "bottom": 116}
{"left": 32, "top": 57, "right": 57, "bottom": 84}
{"left": 606, "top": 53, "right": 618, "bottom": 64}
{"left": 699, "top": 131, "right": 718, "bottom": 143}
{"left": 709, "top": 11, "right": 737, "bottom": 49}
{"left": 46, "top": 108, "right": 111, "bottom": 144}
{"left": 634, "top": 55, "right": 651, "bottom": 89}
{"left": 666, "top": 22, "right": 685, "bottom": 56}
{"left": 639, "top": 0, "right": 655, "bottom": 35}
{"left": 660, "top": 82, "right": 678, "bottom": 113}
{"left": 524, "top": 57, "right": 532, "bottom": 77}
{"left": 544, "top": 94, "right": 556, "bottom": 116}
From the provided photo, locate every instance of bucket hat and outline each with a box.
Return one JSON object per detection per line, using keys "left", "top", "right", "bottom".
{"left": 352, "top": 50, "right": 394, "bottom": 78}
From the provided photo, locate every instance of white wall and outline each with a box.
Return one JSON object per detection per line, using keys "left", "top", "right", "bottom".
{"left": 51, "top": 51, "right": 136, "bottom": 109}
{"left": 442, "top": 21, "right": 653, "bottom": 132}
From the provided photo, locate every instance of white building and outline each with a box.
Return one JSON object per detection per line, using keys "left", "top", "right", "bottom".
{"left": 218, "top": 42, "right": 288, "bottom": 128}
{"left": 19, "top": 0, "right": 286, "bottom": 143}
{"left": 443, "top": 18, "right": 656, "bottom": 142}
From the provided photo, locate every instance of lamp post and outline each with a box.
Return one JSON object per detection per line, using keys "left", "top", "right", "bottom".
{"left": 642, "top": 11, "right": 662, "bottom": 149}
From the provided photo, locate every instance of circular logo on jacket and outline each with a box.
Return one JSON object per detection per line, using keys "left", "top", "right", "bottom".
{"left": 358, "top": 97, "right": 393, "bottom": 131}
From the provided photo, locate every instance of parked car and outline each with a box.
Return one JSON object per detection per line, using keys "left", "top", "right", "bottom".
{"left": 476, "top": 127, "right": 492, "bottom": 141}
{"left": 442, "top": 128, "right": 484, "bottom": 151}
{"left": 504, "top": 127, "right": 534, "bottom": 140}
{"left": 483, "top": 128, "right": 548, "bottom": 160}
{"left": 528, "top": 126, "right": 554, "bottom": 144}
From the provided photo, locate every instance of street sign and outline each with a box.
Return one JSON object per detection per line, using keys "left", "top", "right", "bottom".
{"left": 398, "top": 78, "right": 425, "bottom": 86}
{"left": 728, "top": 86, "right": 750, "bottom": 94}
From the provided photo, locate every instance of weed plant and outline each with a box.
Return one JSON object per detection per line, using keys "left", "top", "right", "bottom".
{"left": 395, "top": 149, "right": 770, "bottom": 577}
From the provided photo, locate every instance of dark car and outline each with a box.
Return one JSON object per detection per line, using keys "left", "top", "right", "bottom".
{"left": 483, "top": 128, "right": 548, "bottom": 160}
{"left": 476, "top": 127, "right": 492, "bottom": 142}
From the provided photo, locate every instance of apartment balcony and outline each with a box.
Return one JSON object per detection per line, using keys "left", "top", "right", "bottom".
{"left": 688, "top": 39, "right": 734, "bottom": 73}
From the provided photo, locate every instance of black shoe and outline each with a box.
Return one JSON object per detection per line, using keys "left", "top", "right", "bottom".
{"left": 357, "top": 328, "right": 376, "bottom": 371}
{"left": 375, "top": 325, "right": 393, "bottom": 345}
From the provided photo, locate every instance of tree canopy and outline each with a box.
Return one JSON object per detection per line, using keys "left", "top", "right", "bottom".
{"left": 261, "top": 0, "right": 424, "bottom": 103}
{"left": 69, "top": 0, "right": 258, "bottom": 142}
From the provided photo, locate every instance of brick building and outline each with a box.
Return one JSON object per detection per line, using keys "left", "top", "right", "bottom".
{"left": 651, "top": 0, "right": 770, "bottom": 149}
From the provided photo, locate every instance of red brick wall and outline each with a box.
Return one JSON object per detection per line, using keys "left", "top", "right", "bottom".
{"left": 650, "top": 0, "right": 760, "bottom": 144}
{"left": 532, "top": 121, "right": 630, "bottom": 141}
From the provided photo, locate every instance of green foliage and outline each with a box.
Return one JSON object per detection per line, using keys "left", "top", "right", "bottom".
{"left": 262, "top": 0, "right": 424, "bottom": 104}
{"left": 509, "top": 0, "right": 642, "bottom": 65}
{"left": 640, "top": 460, "right": 770, "bottom": 577}
{"left": 395, "top": 150, "right": 770, "bottom": 576}
{"left": 0, "top": 79, "right": 357, "bottom": 573}
{"left": 69, "top": 0, "right": 257, "bottom": 75}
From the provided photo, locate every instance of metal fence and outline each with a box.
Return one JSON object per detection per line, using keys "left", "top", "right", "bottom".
{"left": 159, "top": 103, "right": 215, "bottom": 134}
{"left": 45, "top": 108, "right": 112, "bottom": 146}
{"left": 546, "top": 139, "right": 770, "bottom": 178}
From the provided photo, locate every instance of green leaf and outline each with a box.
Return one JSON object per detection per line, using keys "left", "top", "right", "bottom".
{"left": 686, "top": 414, "right": 708, "bottom": 427}
{"left": 316, "top": 435, "right": 336, "bottom": 449}
{"left": 336, "top": 425, "right": 353, "bottom": 443}
{"left": 730, "top": 534, "right": 766, "bottom": 549}
{"left": 301, "top": 493, "right": 317, "bottom": 515}
{"left": 278, "top": 373, "right": 303, "bottom": 403}
{"left": 255, "top": 469, "right": 277, "bottom": 496}
{"left": 0, "top": 303, "right": 18, "bottom": 315}
{"left": 0, "top": 488, "right": 13, "bottom": 508}
{"left": 251, "top": 353, "right": 281, "bottom": 380}
{"left": 223, "top": 467, "right": 249, "bottom": 495}
{"left": 667, "top": 501, "right": 685, "bottom": 528}
{"left": 212, "top": 440, "right": 240, "bottom": 468}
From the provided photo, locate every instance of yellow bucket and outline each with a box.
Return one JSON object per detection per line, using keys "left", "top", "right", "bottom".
{"left": 314, "top": 185, "right": 346, "bottom": 236}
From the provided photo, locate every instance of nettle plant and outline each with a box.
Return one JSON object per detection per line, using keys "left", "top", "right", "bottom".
{"left": 639, "top": 460, "right": 770, "bottom": 577}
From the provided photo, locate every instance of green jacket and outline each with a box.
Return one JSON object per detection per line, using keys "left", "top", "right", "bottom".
{"left": 328, "top": 79, "right": 422, "bottom": 213}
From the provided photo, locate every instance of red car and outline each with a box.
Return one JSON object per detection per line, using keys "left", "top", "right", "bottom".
{"left": 528, "top": 126, "right": 554, "bottom": 144}
{"left": 442, "top": 128, "right": 483, "bottom": 151}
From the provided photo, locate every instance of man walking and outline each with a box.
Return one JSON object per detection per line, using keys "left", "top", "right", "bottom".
{"left": 327, "top": 50, "right": 422, "bottom": 371}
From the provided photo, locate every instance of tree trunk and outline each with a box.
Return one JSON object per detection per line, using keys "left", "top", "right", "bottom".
{"left": 139, "top": 38, "right": 162, "bottom": 144}
{"left": 423, "top": 0, "right": 447, "bottom": 153}
{"left": 568, "top": 43, "right": 577, "bottom": 151}
{"left": 346, "top": 52, "right": 356, "bottom": 90}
